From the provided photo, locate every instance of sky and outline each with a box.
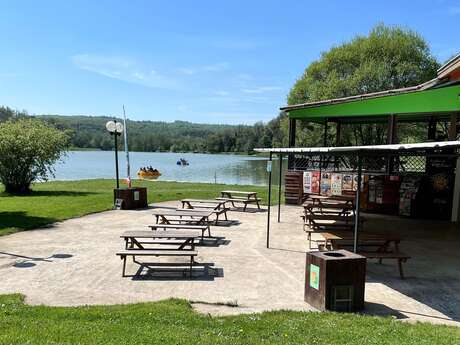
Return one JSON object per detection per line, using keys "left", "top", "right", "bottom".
{"left": 0, "top": 0, "right": 459, "bottom": 124}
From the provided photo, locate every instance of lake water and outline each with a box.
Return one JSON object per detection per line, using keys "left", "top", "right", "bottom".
{"left": 52, "top": 151, "right": 286, "bottom": 186}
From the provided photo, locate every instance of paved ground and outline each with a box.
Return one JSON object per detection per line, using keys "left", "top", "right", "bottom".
{"left": 1, "top": 201, "right": 459, "bottom": 326}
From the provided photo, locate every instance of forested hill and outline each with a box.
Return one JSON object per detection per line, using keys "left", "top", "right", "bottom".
{"left": 35, "top": 114, "right": 285, "bottom": 154}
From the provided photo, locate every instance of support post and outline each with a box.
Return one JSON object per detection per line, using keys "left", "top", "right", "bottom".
{"left": 114, "top": 131, "right": 120, "bottom": 189}
{"left": 387, "top": 115, "right": 397, "bottom": 174}
{"left": 323, "top": 120, "right": 328, "bottom": 146}
{"left": 449, "top": 113, "right": 458, "bottom": 141}
{"left": 277, "top": 154, "right": 283, "bottom": 223}
{"left": 428, "top": 117, "right": 437, "bottom": 140}
{"left": 288, "top": 118, "right": 296, "bottom": 169}
{"left": 353, "top": 155, "right": 362, "bottom": 253}
{"left": 266, "top": 152, "right": 273, "bottom": 248}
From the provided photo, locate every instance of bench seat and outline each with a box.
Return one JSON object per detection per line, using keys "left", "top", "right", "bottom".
{"left": 149, "top": 224, "right": 210, "bottom": 238}
{"left": 116, "top": 250, "right": 198, "bottom": 277}
{"left": 360, "top": 251, "right": 410, "bottom": 279}
{"left": 215, "top": 197, "right": 261, "bottom": 211}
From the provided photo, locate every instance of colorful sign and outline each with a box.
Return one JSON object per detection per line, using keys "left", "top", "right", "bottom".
{"left": 311, "top": 171, "right": 320, "bottom": 194}
{"left": 310, "top": 264, "right": 320, "bottom": 290}
{"left": 342, "top": 174, "right": 353, "bottom": 191}
{"left": 331, "top": 173, "right": 343, "bottom": 195}
{"left": 321, "top": 173, "right": 331, "bottom": 195}
{"left": 303, "top": 171, "right": 312, "bottom": 193}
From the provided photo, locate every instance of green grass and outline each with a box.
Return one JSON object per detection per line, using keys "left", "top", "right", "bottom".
{"left": 0, "top": 179, "right": 272, "bottom": 236}
{"left": 0, "top": 294, "right": 458, "bottom": 345}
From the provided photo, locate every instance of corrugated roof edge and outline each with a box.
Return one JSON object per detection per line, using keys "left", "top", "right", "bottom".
{"left": 280, "top": 78, "right": 440, "bottom": 111}
{"left": 254, "top": 140, "right": 460, "bottom": 153}
{"left": 438, "top": 53, "right": 460, "bottom": 74}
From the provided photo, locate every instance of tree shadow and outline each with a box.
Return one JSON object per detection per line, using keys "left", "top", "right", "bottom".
{"left": 0, "top": 190, "right": 96, "bottom": 197}
{"left": 0, "top": 211, "right": 57, "bottom": 231}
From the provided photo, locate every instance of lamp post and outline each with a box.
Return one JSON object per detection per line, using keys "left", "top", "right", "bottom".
{"left": 106, "top": 120, "right": 124, "bottom": 189}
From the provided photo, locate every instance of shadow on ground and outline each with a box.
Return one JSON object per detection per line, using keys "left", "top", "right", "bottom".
{"left": 0, "top": 211, "right": 57, "bottom": 232}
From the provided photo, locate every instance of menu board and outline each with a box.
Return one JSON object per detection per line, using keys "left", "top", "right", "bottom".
{"left": 303, "top": 171, "right": 312, "bottom": 193}
{"left": 320, "top": 172, "right": 331, "bottom": 195}
{"left": 311, "top": 171, "right": 320, "bottom": 194}
{"left": 342, "top": 174, "right": 353, "bottom": 191}
{"left": 331, "top": 173, "right": 343, "bottom": 195}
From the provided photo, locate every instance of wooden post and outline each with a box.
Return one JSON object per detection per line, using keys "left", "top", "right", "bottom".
{"left": 387, "top": 115, "right": 397, "bottom": 144}
{"left": 428, "top": 117, "right": 437, "bottom": 140}
{"left": 323, "top": 120, "right": 328, "bottom": 146}
{"left": 336, "top": 121, "right": 341, "bottom": 147}
{"left": 448, "top": 113, "right": 458, "bottom": 141}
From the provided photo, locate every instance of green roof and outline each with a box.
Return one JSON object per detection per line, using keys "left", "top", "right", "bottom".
{"left": 284, "top": 84, "right": 460, "bottom": 123}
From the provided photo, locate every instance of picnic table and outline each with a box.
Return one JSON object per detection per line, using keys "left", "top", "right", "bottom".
{"left": 117, "top": 230, "right": 199, "bottom": 277}
{"left": 216, "top": 190, "right": 261, "bottom": 211}
{"left": 180, "top": 199, "right": 229, "bottom": 224}
{"left": 303, "top": 202, "right": 354, "bottom": 217}
{"left": 319, "top": 230, "right": 410, "bottom": 278}
{"left": 307, "top": 194, "right": 355, "bottom": 207}
{"left": 152, "top": 209, "right": 213, "bottom": 226}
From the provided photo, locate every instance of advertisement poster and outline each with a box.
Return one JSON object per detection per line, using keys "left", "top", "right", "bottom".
{"left": 303, "top": 171, "right": 312, "bottom": 193}
{"left": 320, "top": 172, "right": 331, "bottom": 195}
{"left": 342, "top": 174, "right": 353, "bottom": 191}
{"left": 331, "top": 173, "right": 343, "bottom": 195}
{"left": 311, "top": 171, "right": 320, "bottom": 194}
{"left": 309, "top": 264, "right": 320, "bottom": 290}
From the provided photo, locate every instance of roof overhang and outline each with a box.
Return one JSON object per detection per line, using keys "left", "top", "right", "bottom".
{"left": 255, "top": 140, "right": 460, "bottom": 155}
{"left": 282, "top": 84, "right": 460, "bottom": 123}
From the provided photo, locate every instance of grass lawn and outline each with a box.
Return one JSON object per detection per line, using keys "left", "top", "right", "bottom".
{"left": 0, "top": 295, "right": 458, "bottom": 345}
{"left": 0, "top": 179, "right": 272, "bottom": 236}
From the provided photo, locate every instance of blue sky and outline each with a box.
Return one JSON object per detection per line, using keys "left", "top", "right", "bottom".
{"left": 0, "top": 0, "right": 459, "bottom": 124}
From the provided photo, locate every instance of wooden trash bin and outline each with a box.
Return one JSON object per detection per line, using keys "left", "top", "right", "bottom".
{"left": 113, "top": 187, "right": 148, "bottom": 209}
{"left": 305, "top": 250, "right": 366, "bottom": 312}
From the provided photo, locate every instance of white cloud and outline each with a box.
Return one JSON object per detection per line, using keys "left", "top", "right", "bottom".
{"left": 241, "top": 86, "right": 282, "bottom": 94}
{"left": 203, "top": 62, "right": 229, "bottom": 72}
{"left": 448, "top": 6, "right": 460, "bottom": 15}
{"left": 214, "top": 90, "right": 230, "bottom": 96}
{"left": 71, "top": 54, "right": 181, "bottom": 89}
{"left": 176, "top": 67, "right": 196, "bottom": 75}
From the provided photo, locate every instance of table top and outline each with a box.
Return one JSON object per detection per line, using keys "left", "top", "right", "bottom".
{"left": 309, "top": 194, "right": 355, "bottom": 201}
{"left": 121, "top": 230, "right": 198, "bottom": 238}
{"left": 182, "top": 199, "right": 226, "bottom": 204}
{"left": 152, "top": 209, "right": 213, "bottom": 217}
{"left": 320, "top": 230, "right": 400, "bottom": 242}
{"left": 221, "top": 190, "right": 257, "bottom": 195}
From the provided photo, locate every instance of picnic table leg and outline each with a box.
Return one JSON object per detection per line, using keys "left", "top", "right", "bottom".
{"left": 189, "top": 256, "right": 194, "bottom": 277}
{"left": 398, "top": 259, "right": 405, "bottom": 279}
{"left": 121, "top": 255, "right": 127, "bottom": 277}
{"left": 256, "top": 199, "right": 261, "bottom": 209}
{"left": 224, "top": 210, "right": 228, "bottom": 221}
{"left": 243, "top": 202, "right": 248, "bottom": 212}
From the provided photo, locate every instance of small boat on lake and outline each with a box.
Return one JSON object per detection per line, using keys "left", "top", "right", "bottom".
{"left": 176, "top": 158, "right": 189, "bottom": 166}
{"left": 137, "top": 167, "right": 161, "bottom": 180}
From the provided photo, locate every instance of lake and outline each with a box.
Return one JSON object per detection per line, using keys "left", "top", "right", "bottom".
{"left": 52, "top": 151, "right": 286, "bottom": 186}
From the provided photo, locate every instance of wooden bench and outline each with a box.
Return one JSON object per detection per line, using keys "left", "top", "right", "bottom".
{"left": 116, "top": 250, "right": 198, "bottom": 277}
{"left": 360, "top": 252, "right": 411, "bottom": 279}
{"left": 176, "top": 207, "right": 230, "bottom": 225}
{"left": 215, "top": 197, "right": 261, "bottom": 211}
{"left": 149, "top": 224, "right": 210, "bottom": 239}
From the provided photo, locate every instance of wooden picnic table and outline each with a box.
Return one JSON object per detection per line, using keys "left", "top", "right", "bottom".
{"left": 152, "top": 209, "right": 213, "bottom": 226}
{"left": 320, "top": 230, "right": 401, "bottom": 252}
{"left": 218, "top": 190, "right": 261, "bottom": 211}
{"left": 308, "top": 194, "right": 355, "bottom": 206}
{"left": 303, "top": 202, "right": 354, "bottom": 217}
{"left": 121, "top": 230, "right": 198, "bottom": 250}
{"left": 181, "top": 199, "right": 227, "bottom": 209}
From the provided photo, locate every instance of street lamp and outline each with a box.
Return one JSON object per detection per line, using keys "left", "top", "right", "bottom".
{"left": 106, "top": 120, "right": 124, "bottom": 189}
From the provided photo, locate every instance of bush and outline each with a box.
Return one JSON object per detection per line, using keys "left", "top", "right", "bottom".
{"left": 0, "top": 118, "right": 69, "bottom": 193}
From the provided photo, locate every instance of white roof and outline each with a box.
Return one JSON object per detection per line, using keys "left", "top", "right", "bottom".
{"left": 254, "top": 141, "right": 460, "bottom": 154}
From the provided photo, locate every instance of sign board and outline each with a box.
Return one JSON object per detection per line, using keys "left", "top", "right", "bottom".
{"left": 311, "top": 171, "right": 320, "bottom": 194}
{"left": 320, "top": 173, "right": 331, "bottom": 196}
{"left": 331, "top": 173, "right": 343, "bottom": 195}
{"left": 133, "top": 191, "right": 140, "bottom": 201}
{"left": 310, "top": 264, "right": 320, "bottom": 290}
{"left": 303, "top": 171, "right": 312, "bottom": 193}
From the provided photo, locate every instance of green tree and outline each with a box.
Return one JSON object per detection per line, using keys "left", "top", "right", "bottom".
{"left": 287, "top": 24, "right": 440, "bottom": 145}
{"left": 0, "top": 118, "right": 69, "bottom": 193}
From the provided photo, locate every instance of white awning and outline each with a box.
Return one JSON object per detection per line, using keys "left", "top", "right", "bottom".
{"left": 254, "top": 141, "right": 460, "bottom": 154}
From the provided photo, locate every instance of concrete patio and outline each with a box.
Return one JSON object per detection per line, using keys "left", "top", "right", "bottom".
{"left": 0, "top": 201, "right": 459, "bottom": 326}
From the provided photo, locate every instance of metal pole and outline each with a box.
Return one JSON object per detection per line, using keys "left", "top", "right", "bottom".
{"left": 114, "top": 125, "right": 120, "bottom": 189}
{"left": 266, "top": 152, "right": 273, "bottom": 248}
{"left": 353, "top": 155, "right": 362, "bottom": 253}
{"left": 277, "top": 153, "right": 283, "bottom": 222}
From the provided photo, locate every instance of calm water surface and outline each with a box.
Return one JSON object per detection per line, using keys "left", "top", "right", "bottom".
{"left": 52, "top": 151, "right": 286, "bottom": 186}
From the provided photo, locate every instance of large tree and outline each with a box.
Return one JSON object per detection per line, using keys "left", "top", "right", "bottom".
{"left": 0, "top": 118, "right": 69, "bottom": 193}
{"left": 287, "top": 24, "right": 440, "bottom": 145}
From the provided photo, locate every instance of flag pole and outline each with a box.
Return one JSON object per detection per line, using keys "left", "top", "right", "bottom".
{"left": 122, "top": 105, "right": 131, "bottom": 188}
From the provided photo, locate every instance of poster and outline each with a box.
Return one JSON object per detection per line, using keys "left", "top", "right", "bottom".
{"left": 320, "top": 172, "right": 331, "bottom": 195}
{"left": 331, "top": 173, "right": 343, "bottom": 195}
{"left": 311, "top": 171, "right": 320, "bottom": 194}
{"left": 303, "top": 171, "right": 312, "bottom": 193}
{"left": 342, "top": 174, "right": 353, "bottom": 191}
{"left": 310, "top": 264, "right": 320, "bottom": 290}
